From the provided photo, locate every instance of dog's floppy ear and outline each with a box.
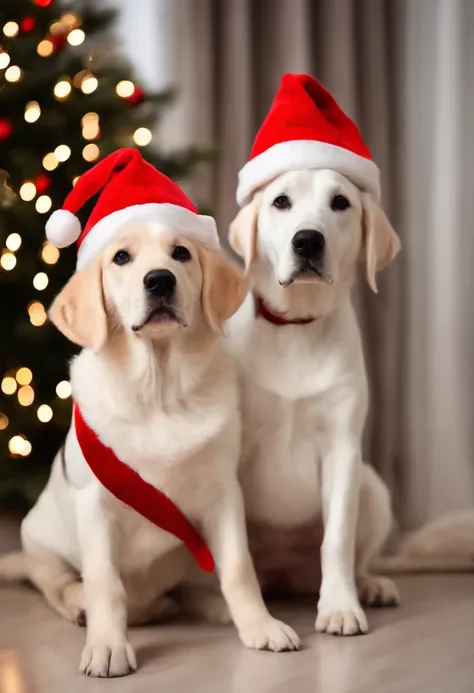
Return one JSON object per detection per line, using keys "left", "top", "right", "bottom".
{"left": 229, "top": 192, "right": 262, "bottom": 269}
{"left": 200, "top": 247, "right": 247, "bottom": 334}
{"left": 361, "top": 193, "right": 401, "bottom": 293}
{"left": 49, "top": 256, "right": 107, "bottom": 353}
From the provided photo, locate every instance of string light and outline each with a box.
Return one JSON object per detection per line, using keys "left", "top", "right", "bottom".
{"left": 0, "top": 413, "right": 8, "bottom": 431}
{"left": 5, "top": 66, "right": 22, "bottom": 83}
{"left": 41, "top": 243, "right": 60, "bottom": 264}
{"left": 36, "top": 195, "right": 52, "bottom": 214}
{"left": 16, "top": 368, "right": 32, "bottom": 386}
{"left": 1, "top": 377, "right": 17, "bottom": 395}
{"left": 37, "top": 404, "right": 53, "bottom": 423}
{"left": 81, "top": 112, "right": 99, "bottom": 126}
{"left": 61, "top": 13, "right": 79, "bottom": 30}
{"left": 33, "top": 272, "right": 49, "bottom": 290}
{"left": 8, "top": 435, "right": 32, "bottom": 457}
{"left": 116, "top": 80, "right": 135, "bottom": 98}
{"left": 56, "top": 381, "right": 72, "bottom": 399}
{"left": 28, "top": 301, "right": 47, "bottom": 327}
{"left": 24, "top": 101, "right": 41, "bottom": 123}
{"left": 6, "top": 233, "right": 21, "bottom": 252}
{"left": 3, "top": 22, "right": 19, "bottom": 38}
{"left": 54, "top": 144, "right": 71, "bottom": 162}
{"left": 82, "top": 121, "right": 100, "bottom": 140}
{"left": 42, "top": 152, "right": 58, "bottom": 171}
{"left": 0, "top": 51, "right": 10, "bottom": 69}
{"left": 19, "top": 181, "right": 37, "bottom": 202}
{"left": 54, "top": 79, "right": 72, "bottom": 100}
{"left": 133, "top": 127, "right": 152, "bottom": 147}
{"left": 68, "top": 29, "right": 85, "bottom": 46}
{"left": 1, "top": 252, "right": 17, "bottom": 271}
{"left": 82, "top": 143, "right": 100, "bottom": 162}
{"left": 37, "top": 40, "right": 54, "bottom": 57}
{"left": 18, "top": 385, "right": 35, "bottom": 407}
{"left": 81, "top": 75, "right": 98, "bottom": 94}
{"left": 49, "top": 20, "right": 66, "bottom": 35}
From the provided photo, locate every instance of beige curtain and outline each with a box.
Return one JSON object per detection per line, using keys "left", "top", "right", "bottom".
{"left": 131, "top": 0, "right": 474, "bottom": 528}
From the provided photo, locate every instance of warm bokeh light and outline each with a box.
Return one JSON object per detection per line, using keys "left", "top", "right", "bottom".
{"left": 72, "top": 176, "right": 79, "bottom": 186}
{"left": 1, "top": 252, "right": 17, "bottom": 271}
{"left": 6, "top": 233, "right": 21, "bottom": 252}
{"left": 82, "top": 121, "right": 100, "bottom": 140}
{"left": 37, "top": 39, "right": 54, "bottom": 57}
{"left": 56, "top": 380, "right": 72, "bottom": 399}
{"left": 5, "top": 65, "right": 22, "bottom": 83}
{"left": 61, "top": 13, "right": 78, "bottom": 29}
{"left": 0, "top": 51, "right": 10, "bottom": 69}
{"left": 116, "top": 80, "right": 135, "bottom": 98}
{"left": 54, "top": 79, "right": 72, "bottom": 100}
{"left": 8, "top": 435, "right": 32, "bottom": 457}
{"left": 37, "top": 404, "right": 53, "bottom": 423}
{"left": 36, "top": 195, "right": 52, "bottom": 214}
{"left": 54, "top": 144, "right": 71, "bottom": 162}
{"left": 41, "top": 243, "right": 60, "bottom": 264}
{"left": 18, "top": 385, "right": 35, "bottom": 407}
{"left": 81, "top": 75, "right": 98, "bottom": 94}
{"left": 33, "top": 272, "right": 49, "bottom": 290}
{"left": 3, "top": 22, "right": 19, "bottom": 38}
{"left": 81, "top": 111, "right": 99, "bottom": 126}
{"left": 82, "top": 143, "right": 100, "bottom": 162}
{"left": 24, "top": 101, "right": 41, "bottom": 123}
{"left": 19, "top": 181, "right": 37, "bottom": 202}
{"left": 42, "top": 152, "right": 58, "bottom": 171}
{"left": 133, "top": 127, "right": 152, "bottom": 147}
{"left": 0, "top": 413, "right": 8, "bottom": 431}
{"left": 16, "top": 367, "right": 32, "bottom": 386}
{"left": 68, "top": 28, "right": 85, "bottom": 46}
{"left": 1, "top": 377, "right": 17, "bottom": 396}
{"left": 28, "top": 301, "right": 47, "bottom": 327}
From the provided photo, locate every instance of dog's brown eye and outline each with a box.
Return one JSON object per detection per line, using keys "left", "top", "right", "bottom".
{"left": 331, "top": 194, "right": 350, "bottom": 211}
{"left": 113, "top": 250, "right": 131, "bottom": 266}
{"left": 273, "top": 194, "right": 292, "bottom": 210}
{"left": 171, "top": 245, "right": 191, "bottom": 262}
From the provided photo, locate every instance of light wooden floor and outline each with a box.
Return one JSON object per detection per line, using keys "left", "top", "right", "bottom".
{"left": 1, "top": 522, "right": 474, "bottom": 693}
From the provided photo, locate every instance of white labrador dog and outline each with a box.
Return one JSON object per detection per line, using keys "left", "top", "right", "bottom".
{"left": 226, "top": 168, "right": 401, "bottom": 636}
{"left": 0, "top": 222, "right": 299, "bottom": 677}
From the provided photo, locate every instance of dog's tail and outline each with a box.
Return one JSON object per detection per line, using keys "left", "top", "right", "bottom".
{"left": 373, "top": 510, "right": 474, "bottom": 573}
{"left": 0, "top": 551, "right": 28, "bottom": 584}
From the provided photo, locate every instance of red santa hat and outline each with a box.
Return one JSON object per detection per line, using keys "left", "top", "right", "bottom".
{"left": 236, "top": 73, "right": 380, "bottom": 206}
{"left": 46, "top": 148, "right": 219, "bottom": 270}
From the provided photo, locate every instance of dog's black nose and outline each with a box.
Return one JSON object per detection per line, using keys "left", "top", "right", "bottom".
{"left": 291, "top": 229, "right": 325, "bottom": 258}
{"left": 143, "top": 269, "right": 176, "bottom": 297}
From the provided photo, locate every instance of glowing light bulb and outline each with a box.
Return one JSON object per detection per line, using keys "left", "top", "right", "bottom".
{"left": 36, "top": 195, "right": 52, "bottom": 214}
{"left": 37, "top": 40, "right": 54, "bottom": 57}
{"left": 19, "top": 181, "right": 37, "bottom": 202}
{"left": 56, "top": 381, "right": 72, "bottom": 399}
{"left": 133, "top": 127, "right": 152, "bottom": 147}
{"left": 81, "top": 75, "right": 98, "bottom": 94}
{"left": 33, "top": 272, "right": 49, "bottom": 290}
{"left": 3, "top": 22, "right": 19, "bottom": 38}
{"left": 9, "top": 435, "right": 26, "bottom": 455}
{"left": 116, "top": 80, "right": 134, "bottom": 98}
{"left": 18, "top": 385, "right": 35, "bottom": 407}
{"left": 37, "top": 404, "right": 53, "bottom": 423}
{"left": 68, "top": 29, "right": 85, "bottom": 46}
{"left": 82, "top": 143, "right": 100, "bottom": 162}
{"left": 41, "top": 243, "right": 60, "bottom": 264}
{"left": 54, "top": 144, "right": 71, "bottom": 162}
{"left": 28, "top": 301, "right": 47, "bottom": 327}
{"left": 1, "top": 252, "right": 17, "bottom": 271}
{"left": 24, "top": 101, "right": 41, "bottom": 123}
{"left": 5, "top": 65, "right": 22, "bottom": 83}
{"left": 54, "top": 80, "right": 72, "bottom": 100}
{"left": 42, "top": 152, "right": 58, "bottom": 171}
{"left": 0, "top": 51, "right": 10, "bottom": 69}
{"left": 6, "top": 233, "right": 21, "bottom": 252}
{"left": 16, "top": 367, "right": 32, "bottom": 385}
{"left": 1, "top": 377, "right": 17, "bottom": 395}
{"left": 0, "top": 413, "right": 8, "bottom": 430}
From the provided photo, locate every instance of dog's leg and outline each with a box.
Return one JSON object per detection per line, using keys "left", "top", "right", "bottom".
{"left": 206, "top": 486, "right": 300, "bottom": 652}
{"left": 76, "top": 485, "right": 136, "bottom": 678}
{"left": 355, "top": 464, "right": 400, "bottom": 607}
{"left": 316, "top": 436, "right": 368, "bottom": 636}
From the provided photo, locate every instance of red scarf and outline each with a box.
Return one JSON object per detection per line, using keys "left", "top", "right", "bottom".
{"left": 73, "top": 405, "right": 214, "bottom": 572}
{"left": 255, "top": 296, "right": 315, "bottom": 326}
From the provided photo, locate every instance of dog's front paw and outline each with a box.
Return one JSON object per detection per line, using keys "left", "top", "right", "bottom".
{"left": 357, "top": 573, "right": 400, "bottom": 608}
{"left": 315, "top": 595, "right": 368, "bottom": 636}
{"left": 79, "top": 638, "right": 137, "bottom": 677}
{"left": 238, "top": 617, "right": 301, "bottom": 652}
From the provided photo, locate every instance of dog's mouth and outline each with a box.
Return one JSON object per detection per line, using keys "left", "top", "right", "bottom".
{"left": 279, "top": 261, "right": 334, "bottom": 288}
{"left": 132, "top": 303, "right": 184, "bottom": 332}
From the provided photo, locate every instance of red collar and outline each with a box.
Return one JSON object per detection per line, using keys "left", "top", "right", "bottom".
{"left": 73, "top": 405, "right": 214, "bottom": 573}
{"left": 255, "top": 296, "right": 315, "bottom": 326}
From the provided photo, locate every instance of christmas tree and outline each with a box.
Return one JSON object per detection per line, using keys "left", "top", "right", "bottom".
{"left": 0, "top": 0, "right": 207, "bottom": 509}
